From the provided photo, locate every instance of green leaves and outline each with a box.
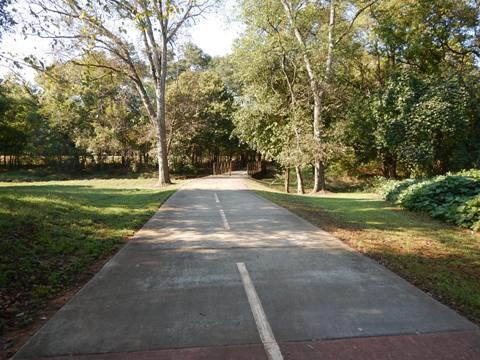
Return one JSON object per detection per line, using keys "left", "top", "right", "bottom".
{"left": 372, "top": 0, "right": 479, "bottom": 73}
{"left": 35, "top": 53, "right": 152, "bottom": 164}
{"left": 166, "top": 68, "right": 238, "bottom": 170}
{"left": 377, "top": 170, "right": 480, "bottom": 231}
{"left": 369, "top": 69, "right": 471, "bottom": 176}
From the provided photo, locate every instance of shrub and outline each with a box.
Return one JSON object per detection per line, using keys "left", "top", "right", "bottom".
{"left": 377, "top": 170, "right": 480, "bottom": 231}
{"left": 372, "top": 177, "right": 422, "bottom": 201}
{"left": 372, "top": 177, "right": 400, "bottom": 196}
{"left": 458, "top": 195, "right": 480, "bottom": 232}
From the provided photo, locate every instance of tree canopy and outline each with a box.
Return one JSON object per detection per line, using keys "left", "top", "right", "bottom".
{"left": 1, "top": 0, "right": 479, "bottom": 188}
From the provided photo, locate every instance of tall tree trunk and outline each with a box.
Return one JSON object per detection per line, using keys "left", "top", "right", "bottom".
{"left": 155, "top": 122, "right": 169, "bottom": 184}
{"left": 284, "top": 166, "right": 290, "bottom": 193}
{"left": 295, "top": 165, "right": 305, "bottom": 194}
{"left": 325, "top": 0, "right": 336, "bottom": 85}
{"left": 390, "top": 158, "right": 397, "bottom": 179}
{"left": 281, "top": 0, "right": 325, "bottom": 192}
{"left": 311, "top": 83, "right": 325, "bottom": 192}
{"left": 156, "top": 36, "right": 171, "bottom": 185}
{"left": 382, "top": 153, "right": 397, "bottom": 179}
{"left": 318, "top": 160, "right": 326, "bottom": 191}
{"left": 313, "top": 0, "right": 336, "bottom": 193}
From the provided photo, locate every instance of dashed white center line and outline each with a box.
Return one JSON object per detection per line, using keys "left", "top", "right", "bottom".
{"left": 219, "top": 209, "right": 230, "bottom": 230}
{"left": 214, "top": 193, "right": 220, "bottom": 203}
{"left": 236, "top": 262, "right": 284, "bottom": 360}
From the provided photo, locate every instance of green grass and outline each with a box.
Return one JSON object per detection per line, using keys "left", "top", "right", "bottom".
{"left": 0, "top": 165, "right": 211, "bottom": 183}
{"left": 257, "top": 169, "right": 370, "bottom": 193}
{"left": 249, "top": 180, "right": 480, "bottom": 325}
{"left": 0, "top": 167, "right": 161, "bottom": 182}
{"left": 0, "top": 178, "right": 179, "bottom": 332}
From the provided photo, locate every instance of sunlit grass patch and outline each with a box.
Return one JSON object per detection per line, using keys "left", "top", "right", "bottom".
{"left": 0, "top": 178, "right": 179, "bottom": 332}
{"left": 251, "top": 183, "right": 480, "bottom": 325}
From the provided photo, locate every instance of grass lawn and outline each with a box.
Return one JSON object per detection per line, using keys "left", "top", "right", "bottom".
{"left": 0, "top": 167, "right": 161, "bottom": 182}
{"left": 248, "top": 180, "right": 480, "bottom": 325}
{"left": 0, "top": 178, "right": 179, "bottom": 334}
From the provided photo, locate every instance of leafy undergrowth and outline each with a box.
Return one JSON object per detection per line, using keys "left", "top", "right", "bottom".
{"left": 376, "top": 170, "right": 480, "bottom": 231}
{"left": 0, "top": 178, "right": 178, "bottom": 334}
{"left": 250, "top": 181, "right": 480, "bottom": 325}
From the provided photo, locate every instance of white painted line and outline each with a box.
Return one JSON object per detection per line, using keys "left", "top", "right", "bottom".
{"left": 219, "top": 209, "right": 230, "bottom": 230}
{"left": 236, "top": 262, "right": 284, "bottom": 360}
{"left": 214, "top": 193, "right": 220, "bottom": 203}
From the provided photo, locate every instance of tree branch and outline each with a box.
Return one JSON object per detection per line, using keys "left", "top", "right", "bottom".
{"left": 335, "top": 0, "right": 379, "bottom": 46}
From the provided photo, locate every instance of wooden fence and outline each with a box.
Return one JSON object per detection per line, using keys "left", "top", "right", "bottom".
{"left": 212, "top": 159, "right": 265, "bottom": 176}
{"left": 247, "top": 160, "right": 265, "bottom": 177}
{"left": 212, "top": 161, "right": 233, "bottom": 175}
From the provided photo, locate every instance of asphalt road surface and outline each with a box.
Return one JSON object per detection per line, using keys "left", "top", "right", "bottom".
{"left": 15, "top": 173, "right": 480, "bottom": 359}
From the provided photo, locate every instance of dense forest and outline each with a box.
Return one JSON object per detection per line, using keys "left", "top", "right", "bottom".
{"left": 0, "top": 0, "right": 479, "bottom": 188}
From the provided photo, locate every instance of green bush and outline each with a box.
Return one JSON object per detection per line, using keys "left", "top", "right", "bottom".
{"left": 458, "top": 195, "right": 480, "bottom": 232}
{"left": 376, "top": 170, "right": 480, "bottom": 231}
{"left": 372, "top": 177, "right": 422, "bottom": 201}
{"left": 372, "top": 177, "right": 400, "bottom": 197}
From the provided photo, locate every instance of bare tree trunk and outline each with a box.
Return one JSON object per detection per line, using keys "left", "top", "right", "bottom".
{"left": 281, "top": 0, "right": 325, "bottom": 192}
{"left": 156, "top": 125, "right": 170, "bottom": 184}
{"left": 318, "top": 161, "right": 326, "bottom": 191}
{"left": 156, "top": 36, "right": 171, "bottom": 185}
{"left": 295, "top": 165, "right": 305, "bottom": 194}
{"left": 284, "top": 166, "right": 290, "bottom": 193}
{"left": 325, "top": 0, "right": 336, "bottom": 85}
{"left": 312, "top": 96, "right": 324, "bottom": 192}
{"left": 313, "top": 0, "right": 336, "bottom": 193}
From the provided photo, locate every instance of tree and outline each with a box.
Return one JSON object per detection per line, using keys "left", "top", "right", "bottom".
{"left": 166, "top": 69, "right": 238, "bottom": 171}
{"left": 37, "top": 55, "right": 153, "bottom": 169}
{"left": 234, "top": 0, "right": 375, "bottom": 191}
{"left": 279, "top": 0, "right": 326, "bottom": 191}
{"left": 27, "top": 0, "right": 218, "bottom": 185}
{"left": 0, "top": 76, "right": 50, "bottom": 167}
{"left": 232, "top": 6, "right": 315, "bottom": 193}
{"left": 174, "top": 42, "right": 212, "bottom": 74}
{"left": 371, "top": 70, "right": 471, "bottom": 177}
{"left": 371, "top": 0, "right": 479, "bottom": 74}
{"left": 344, "top": 0, "right": 480, "bottom": 178}
{"left": 279, "top": 0, "right": 377, "bottom": 191}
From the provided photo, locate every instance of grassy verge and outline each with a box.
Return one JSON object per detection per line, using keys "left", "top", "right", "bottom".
{"left": 0, "top": 178, "right": 180, "bottom": 335}
{"left": 0, "top": 166, "right": 157, "bottom": 182}
{"left": 248, "top": 180, "right": 480, "bottom": 325}
{"left": 257, "top": 169, "right": 370, "bottom": 192}
{"left": 0, "top": 165, "right": 213, "bottom": 183}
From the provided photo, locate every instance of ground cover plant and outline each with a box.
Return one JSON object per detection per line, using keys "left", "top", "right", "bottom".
{"left": 0, "top": 178, "right": 177, "bottom": 334}
{"left": 376, "top": 170, "right": 480, "bottom": 231}
{"left": 249, "top": 180, "right": 480, "bottom": 325}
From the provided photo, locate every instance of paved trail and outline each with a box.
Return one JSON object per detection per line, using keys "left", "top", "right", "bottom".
{"left": 16, "top": 174, "right": 480, "bottom": 359}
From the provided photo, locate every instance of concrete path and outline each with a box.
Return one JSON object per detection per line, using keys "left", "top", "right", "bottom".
{"left": 15, "top": 173, "right": 480, "bottom": 359}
